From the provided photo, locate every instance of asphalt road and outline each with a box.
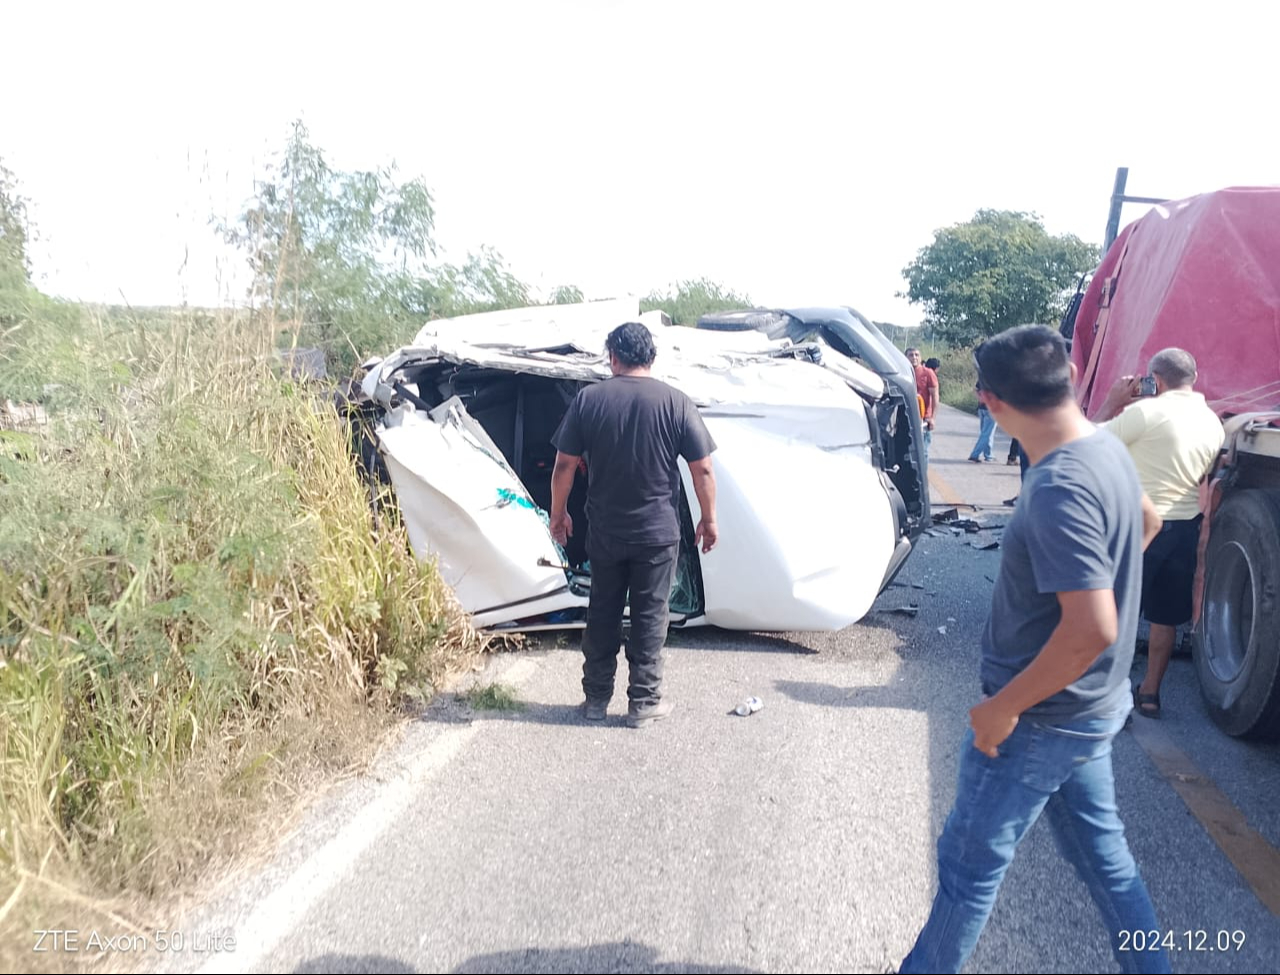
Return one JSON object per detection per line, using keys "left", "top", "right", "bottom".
{"left": 154, "top": 405, "right": 1280, "bottom": 975}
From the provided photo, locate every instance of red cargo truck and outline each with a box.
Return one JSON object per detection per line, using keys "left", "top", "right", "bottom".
{"left": 1070, "top": 186, "right": 1280, "bottom": 739}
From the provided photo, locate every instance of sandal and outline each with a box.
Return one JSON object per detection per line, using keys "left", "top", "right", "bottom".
{"left": 1133, "top": 684, "right": 1161, "bottom": 718}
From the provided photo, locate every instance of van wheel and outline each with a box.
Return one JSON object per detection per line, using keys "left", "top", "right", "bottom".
{"left": 1193, "top": 489, "right": 1280, "bottom": 739}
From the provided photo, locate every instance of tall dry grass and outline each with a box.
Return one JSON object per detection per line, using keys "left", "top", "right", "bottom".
{"left": 0, "top": 288, "right": 481, "bottom": 962}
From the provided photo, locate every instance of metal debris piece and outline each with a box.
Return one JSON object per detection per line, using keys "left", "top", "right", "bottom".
{"left": 733, "top": 696, "right": 764, "bottom": 716}
{"left": 937, "top": 626, "right": 948, "bottom": 635}
{"left": 971, "top": 539, "right": 1001, "bottom": 551}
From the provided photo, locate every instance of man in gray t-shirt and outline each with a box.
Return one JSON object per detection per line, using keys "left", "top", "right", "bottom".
{"left": 901, "top": 325, "right": 1170, "bottom": 975}
{"left": 981, "top": 430, "right": 1143, "bottom": 721}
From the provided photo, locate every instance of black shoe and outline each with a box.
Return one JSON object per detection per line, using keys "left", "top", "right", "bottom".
{"left": 1133, "top": 684, "right": 1162, "bottom": 719}
{"left": 626, "top": 699, "right": 674, "bottom": 728}
{"left": 583, "top": 698, "right": 609, "bottom": 721}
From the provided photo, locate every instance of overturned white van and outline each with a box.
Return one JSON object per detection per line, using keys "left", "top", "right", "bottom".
{"left": 354, "top": 298, "right": 929, "bottom": 632}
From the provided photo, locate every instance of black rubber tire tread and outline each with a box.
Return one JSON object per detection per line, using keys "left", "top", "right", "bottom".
{"left": 1193, "top": 488, "right": 1280, "bottom": 739}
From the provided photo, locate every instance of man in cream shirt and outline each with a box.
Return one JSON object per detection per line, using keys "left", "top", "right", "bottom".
{"left": 1096, "top": 348, "right": 1224, "bottom": 717}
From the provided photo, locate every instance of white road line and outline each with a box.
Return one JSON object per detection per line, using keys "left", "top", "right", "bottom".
{"left": 197, "top": 654, "right": 541, "bottom": 973}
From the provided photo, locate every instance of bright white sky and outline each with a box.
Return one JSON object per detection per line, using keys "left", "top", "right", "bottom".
{"left": 4, "top": 0, "right": 1278, "bottom": 328}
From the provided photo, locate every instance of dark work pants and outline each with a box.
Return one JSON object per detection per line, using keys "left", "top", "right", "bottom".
{"left": 581, "top": 533, "right": 679, "bottom": 707}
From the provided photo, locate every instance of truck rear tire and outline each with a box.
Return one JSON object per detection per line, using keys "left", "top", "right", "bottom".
{"left": 1193, "top": 488, "right": 1280, "bottom": 739}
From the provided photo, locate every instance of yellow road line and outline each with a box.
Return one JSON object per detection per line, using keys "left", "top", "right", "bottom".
{"left": 1129, "top": 717, "right": 1280, "bottom": 917}
{"left": 928, "top": 466, "right": 967, "bottom": 508}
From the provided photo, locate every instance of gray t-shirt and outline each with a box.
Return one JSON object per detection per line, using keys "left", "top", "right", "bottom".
{"left": 552, "top": 375, "right": 716, "bottom": 546}
{"left": 982, "top": 429, "right": 1143, "bottom": 719}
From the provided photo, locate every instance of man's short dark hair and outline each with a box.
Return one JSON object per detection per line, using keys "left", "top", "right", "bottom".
{"left": 606, "top": 322, "right": 657, "bottom": 368}
{"left": 974, "top": 325, "right": 1073, "bottom": 412}
{"left": 1149, "top": 347, "right": 1197, "bottom": 388}
{"left": 925, "top": 357, "right": 941, "bottom": 371}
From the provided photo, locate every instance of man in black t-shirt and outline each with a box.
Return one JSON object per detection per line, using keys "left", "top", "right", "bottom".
{"left": 551, "top": 322, "right": 718, "bottom": 728}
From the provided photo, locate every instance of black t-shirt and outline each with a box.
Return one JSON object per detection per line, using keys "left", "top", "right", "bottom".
{"left": 552, "top": 375, "right": 716, "bottom": 545}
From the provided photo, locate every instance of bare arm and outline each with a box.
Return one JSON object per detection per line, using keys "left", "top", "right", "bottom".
{"left": 549, "top": 451, "right": 579, "bottom": 545}
{"left": 687, "top": 455, "right": 718, "bottom": 552}
{"left": 970, "top": 589, "right": 1118, "bottom": 756}
{"left": 1095, "top": 375, "right": 1142, "bottom": 423}
{"left": 1141, "top": 493, "right": 1163, "bottom": 551}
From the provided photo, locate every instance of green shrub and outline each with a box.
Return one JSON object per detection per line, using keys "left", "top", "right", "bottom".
{"left": 0, "top": 294, "right": 481, "bottom": 948}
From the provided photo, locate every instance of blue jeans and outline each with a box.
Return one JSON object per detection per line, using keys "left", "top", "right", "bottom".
{"left": 901, "top": 713, "right": 1170, "bottom": 974}
{"left": 969, "top": 407, "right": 996, "bottom": 461}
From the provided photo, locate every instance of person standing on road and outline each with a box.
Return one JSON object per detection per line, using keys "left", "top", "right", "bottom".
{"left": 906, "top": 348, "right": 939, "bottom": 456}
{"left": 1094, "top": 348, "right": 1224, "bottom": 718}
{"left": 550, "top": 322, "right": 719, "bottom": 729}
{"left": 968, "top": 383, "right": 996, "bottom": 462}
{"left": 900, "top": 325, "right": 1168, "bottom": 974}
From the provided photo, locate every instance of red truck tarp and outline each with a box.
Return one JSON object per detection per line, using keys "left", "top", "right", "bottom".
{"left": 1072, "top": 187, "right": 1280, "bottom": 419}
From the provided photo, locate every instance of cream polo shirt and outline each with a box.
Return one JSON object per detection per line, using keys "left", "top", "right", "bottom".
{"left": 1102, "top": 389, "right": 1224, "bottom": 521}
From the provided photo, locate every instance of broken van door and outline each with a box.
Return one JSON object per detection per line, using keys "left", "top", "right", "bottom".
{"left": 375, "top": 396, "right": 588, "bottom": 629}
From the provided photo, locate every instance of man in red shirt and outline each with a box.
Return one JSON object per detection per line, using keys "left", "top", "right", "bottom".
{"left": 907, "top": 347, "right": 939, "bottom": 454}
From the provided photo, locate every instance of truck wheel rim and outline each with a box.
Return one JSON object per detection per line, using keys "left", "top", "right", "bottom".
{"left": 1205, "top": 539, "right": 1256, "bottom": 683}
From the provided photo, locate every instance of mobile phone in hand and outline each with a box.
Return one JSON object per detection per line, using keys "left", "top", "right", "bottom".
{"left": 1139, "top": 375, "right": 1157, "bottom": 397}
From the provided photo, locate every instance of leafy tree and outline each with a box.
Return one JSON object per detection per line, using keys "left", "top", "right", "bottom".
{"left": 220, "top": 122, "right": 537, "bottom": 374}
{"left": 221, "top": 125, "right": 762, "bottom": 370}
{"left": 415, "top": 245, "right": 531, "bottom": 318}
{"left": 900, "top": 210, "right": 1098, "bottom": 346}
{"left": 218, "top": 121, "right": 436, "bottom": 372}
{"left": 641, "top": 277, "right": 751, "bottom": 326}
{"left": 0, "top": 159, "right": 32, "bottom": 292}
{"left": 548, "top": 284, "right": 584, "bottom": 305}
